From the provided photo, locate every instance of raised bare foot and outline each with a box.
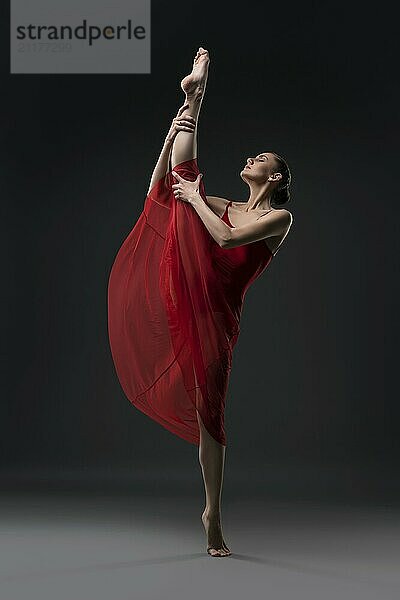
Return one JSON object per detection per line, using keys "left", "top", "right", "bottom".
{"left": 181, "top": 47, "right": 210, "bottom": 100}
{"left": 201, "top": 509, "right": 232, "bottom": 557}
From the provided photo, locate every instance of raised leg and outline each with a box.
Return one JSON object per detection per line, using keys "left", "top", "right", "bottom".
{"left": 196, "top": 409, "right": 232, "bottom": 556}
{"left": 170, "top": 47, "right": 210, "bottom": 170}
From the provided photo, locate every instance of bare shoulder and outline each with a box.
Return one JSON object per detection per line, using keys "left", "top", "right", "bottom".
{"left": 232, "top": 202, "right": 293, "bottom": 227}
{"left": 277, "top": 208, "right": 293, "bottom": 224}
{"left": 269, "top": 208, "right": 293, "bottom": 229}
{"left": 205, "top": 196, "right": 231, "bottom": 217}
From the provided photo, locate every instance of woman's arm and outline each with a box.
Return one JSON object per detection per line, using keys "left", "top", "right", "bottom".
{"left": 221, "top": 210, "right": 292, "bottom": 249}
{"left": 191, "top": 193, "right": 291, "bottom": 248}
{"left": 171, "top": 171, "right": 292, "bottom": 248}
{"left": 205, "top": 196, "right": 231, "bottom": 217}
{"left": 191, "top": 196, "right": 233, "bottom": 247}
{"left": 170, "top": 172, "right": 231, "bottom": 247}
{"left": 146, "top": 137, "right": 173, "bottom": 196}
{"left": 146, "top": 104, "right": 196, "bottom": 196}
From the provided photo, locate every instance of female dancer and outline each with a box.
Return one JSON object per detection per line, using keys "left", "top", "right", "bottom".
{"left": 107, "top": 47, "right": 293, "bottom": 558}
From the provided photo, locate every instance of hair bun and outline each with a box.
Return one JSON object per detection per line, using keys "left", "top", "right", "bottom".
{"left": 273, "top": 184, "right": 290, "bottom": 206}
{"left": 270, "top": 152, "right": 292, "bottom": 205}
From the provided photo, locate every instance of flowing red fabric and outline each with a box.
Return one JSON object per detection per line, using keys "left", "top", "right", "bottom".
{"left": 107, "top": 158, "right": 273, "bottom": 446}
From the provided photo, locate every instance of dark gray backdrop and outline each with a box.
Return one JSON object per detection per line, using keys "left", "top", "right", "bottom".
{"left": 2, "top": 1, "right": 397, "bottom": 499}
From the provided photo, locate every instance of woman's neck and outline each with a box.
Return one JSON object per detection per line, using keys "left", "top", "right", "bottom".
{"left": 243, "top": 183, "right": 273, "bottom": 212}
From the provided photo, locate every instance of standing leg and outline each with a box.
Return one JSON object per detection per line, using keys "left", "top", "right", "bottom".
{"left": 196, "top": 409, "right": 232, "bottom": 557}
{"left": 170, "top": 47, "right": 210, "bottom": 170}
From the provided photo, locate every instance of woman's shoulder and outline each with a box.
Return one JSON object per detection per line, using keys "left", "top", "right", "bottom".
{"left": 280, "top": 208, "right": 293, "bottom": 222}
{"left": 205, "top": 196, "right": 232, "bottom": 217}
{"left": 274, "top": 208, "right": 293, "bottom": 228}
{"left": 231, "top": 201, "right": 293, "bottom": 218}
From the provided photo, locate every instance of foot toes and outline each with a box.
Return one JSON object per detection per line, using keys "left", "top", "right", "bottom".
{"left": 207, "top": 547, "right": 231, "bottom": 557}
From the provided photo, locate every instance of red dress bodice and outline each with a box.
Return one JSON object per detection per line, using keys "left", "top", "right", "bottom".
{"left": 214, "top": 200, "right": 273, "bottom": 324}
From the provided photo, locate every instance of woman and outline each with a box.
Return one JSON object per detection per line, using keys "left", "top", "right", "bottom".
{"left": 107, "top": 47, "right": 293, "bottom": 558}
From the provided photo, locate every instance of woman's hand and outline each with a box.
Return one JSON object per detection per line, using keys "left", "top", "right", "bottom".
{"left": 165, "top": 104, "right": 197, "bottom": 144}
{"left": 171, "top": 171, "right": 203, "bottom": 204}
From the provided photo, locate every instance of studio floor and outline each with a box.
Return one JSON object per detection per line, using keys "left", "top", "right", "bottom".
{"left": 1, "top": 472, "right": 399, "bottom": 600}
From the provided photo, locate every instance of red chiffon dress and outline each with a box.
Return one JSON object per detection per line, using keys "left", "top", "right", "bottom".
{"left": 107, "top": 158, "right": 274, "bottom": 447}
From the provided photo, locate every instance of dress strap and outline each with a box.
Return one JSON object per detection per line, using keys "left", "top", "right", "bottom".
{"left": 222, "top": 200, "right": 232, "bottom": 218}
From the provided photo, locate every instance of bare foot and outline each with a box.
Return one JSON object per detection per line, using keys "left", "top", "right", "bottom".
{"left": 201, "top": 509, "right": 232, "bottom": 557}
{"left": 181, "top": 47, "right": 210, "bottom": 100}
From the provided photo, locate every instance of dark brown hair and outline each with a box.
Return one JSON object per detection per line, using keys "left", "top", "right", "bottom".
{"left": 271, "top": 153, "right": 292, "bottom": 205}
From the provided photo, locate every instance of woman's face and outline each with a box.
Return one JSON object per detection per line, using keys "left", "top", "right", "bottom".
{"left": 240, "top": 152, "right": 279, "bottom": 185}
